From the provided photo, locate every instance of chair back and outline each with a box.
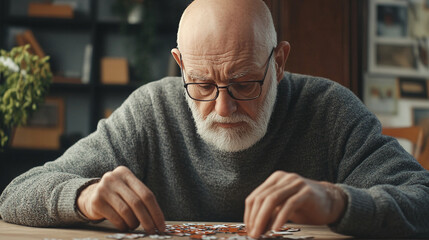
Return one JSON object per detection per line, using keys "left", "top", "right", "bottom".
{"left": 382, "top": 126, "right": 424, "bottom": 162}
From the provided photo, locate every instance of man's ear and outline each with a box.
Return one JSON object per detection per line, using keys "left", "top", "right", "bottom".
{"left": 171, "top": 48, "right": 182, "bottom": 68}
{"left": 274, "top": 41, "right": 290, "bottom": 83}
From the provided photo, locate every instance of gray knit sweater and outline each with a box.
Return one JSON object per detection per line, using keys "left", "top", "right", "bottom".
{"left": 1, "top": 72, "right": 429, "bottom": 238}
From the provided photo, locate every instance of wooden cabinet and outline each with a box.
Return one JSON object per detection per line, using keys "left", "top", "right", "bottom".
{"left": 264, "top": 0, "right": 364, "bottom": 97}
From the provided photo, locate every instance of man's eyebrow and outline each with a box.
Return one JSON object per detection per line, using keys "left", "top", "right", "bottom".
{"left": 187, "top": 71, "right": 212, "bottom": 81}
{"left": 229, "top": 69, "right": 251, "bottom": 80}
{"left": 187, "top": 68, "right": 256, "bottom": 81}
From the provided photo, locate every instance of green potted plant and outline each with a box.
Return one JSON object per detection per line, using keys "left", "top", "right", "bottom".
{"left": 0, "top": 44, "right": 52, "bottom": 149}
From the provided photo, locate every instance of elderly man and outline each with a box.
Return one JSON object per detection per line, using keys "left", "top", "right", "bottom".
{"left": 1, "top": 0, "right": 429, "bottom": 238}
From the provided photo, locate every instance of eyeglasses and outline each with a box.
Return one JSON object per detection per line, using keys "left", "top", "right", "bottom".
{"left": 180, "top": 48, "right": 275, "bottom": 101}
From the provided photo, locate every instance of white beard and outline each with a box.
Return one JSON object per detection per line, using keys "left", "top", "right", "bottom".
{"left": 186, "top": 65, "right": 278, "bottom": 152}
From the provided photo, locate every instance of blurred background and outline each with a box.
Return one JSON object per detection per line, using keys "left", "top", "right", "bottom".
{"left": 0, "top": 0, "right": 428, "bottom": 191}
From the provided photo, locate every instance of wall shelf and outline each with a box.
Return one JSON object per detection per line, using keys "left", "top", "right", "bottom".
{"left": 4, "top": 16, "right": 93, "bottom": 29}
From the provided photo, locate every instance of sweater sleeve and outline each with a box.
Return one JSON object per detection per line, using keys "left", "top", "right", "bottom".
{"left": 325, "top": 84, "right": 429, "bottom": 238}
{"left": 0, "top": 87, "right": 150, "bottom": 227}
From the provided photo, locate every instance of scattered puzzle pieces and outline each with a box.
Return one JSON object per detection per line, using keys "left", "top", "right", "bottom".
{"left": 102, "top": 223, "right": 307, "bottom": 240}
{"left": 106, "top": 233, "right": 146, "bottom": 239}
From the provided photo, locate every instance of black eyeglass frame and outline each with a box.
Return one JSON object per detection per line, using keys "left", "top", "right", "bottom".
{"left": 179, "top": 48, "right": 275, "bottom": 101}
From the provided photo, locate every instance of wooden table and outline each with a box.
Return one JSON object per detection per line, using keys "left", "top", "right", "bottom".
{"left": 0, "top": 220, "right": 353, "bottom": 240}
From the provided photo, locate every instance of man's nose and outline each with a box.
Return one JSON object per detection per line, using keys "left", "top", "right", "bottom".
{"left": 215, "top": 88, "right": 237, "bottom": 117}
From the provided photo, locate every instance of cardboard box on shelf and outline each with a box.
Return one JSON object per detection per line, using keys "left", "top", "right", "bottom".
{"left": 101, "top": 57, "right": 129, "bottom": 85}
{"left": 28, "top": 3, "right": 74, "bottom": 19}
{"left": 11, "top": 97, "right": 65, "bottom": 150}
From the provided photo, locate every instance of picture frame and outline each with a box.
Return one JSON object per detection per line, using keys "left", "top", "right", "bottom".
{"left": 412, "top": 107, "right": 429, "bottom": 126}
{"left": 364, "top": 74, "right": 398, "bottom": 114}
{"left": 376, "top": 2, "right": 408, "bottom": 38}
{"left": 11, "top": 97, "right": 65, "bottom": 150}
{"left": 398, "top": 77, "right": 429, "bottom": 99}
{"left": 368, "top": 0, "right": 429, "bottom": 77}
{"left": 408, "top": 0, "right": 429, "bottom": 38}
{"left": 375, "top": 41, "right": 418, "bottom": 70}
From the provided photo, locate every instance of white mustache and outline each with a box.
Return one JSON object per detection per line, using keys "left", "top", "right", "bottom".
{"left": 204, "top": 112, "right": 251, "bottom": 125}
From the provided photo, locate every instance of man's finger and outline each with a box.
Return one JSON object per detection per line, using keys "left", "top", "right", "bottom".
{"left": 245, "top": 173, "right": 283, "bottom": 229}
{"left": 104, "top": 190, "right": 140, "bottom": 230}
{"left": 265, "top": 206, "right": 281, "bottom": 233}
{"left": 272, "top": 190, "right": 308, "bottom": 230}
{"left": 244, "top": 195, "right": 256, "bottom": 228}
{"left": 115, "top": 182, "right": 157, "bottom": 233}
{"left": 124, "top": 172, "right": 166, "bottom": 232}
{"left": 96, "top": 198, "right": 132, "bottom": 231}
{"left": 249, "top": 183, "right": 301, "bottom": 238}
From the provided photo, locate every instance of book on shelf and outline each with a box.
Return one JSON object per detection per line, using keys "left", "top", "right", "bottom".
{"left": 15, "top": 34, "right": 26, "bottom": 47}
{"left": 28, "top": 2, "right": 74, "bottom": 19}
{"left": 15, "top": 33, "right": 35, "bottom": 56}
{"left": 15, "top": 30, "right": 45, "bottom": 58}
{"left": 81, "top": 44, "right": 93, "bottom": 84}
{"left": 23, "top": 30, "right": 45, "bottom": 58}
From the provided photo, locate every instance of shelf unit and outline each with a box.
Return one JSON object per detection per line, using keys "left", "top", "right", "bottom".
{"left": 0, "top": 0, "right": 189, "bottom": 191}
{"left": 0, "top": 0, "right": 187, "bottom": 145}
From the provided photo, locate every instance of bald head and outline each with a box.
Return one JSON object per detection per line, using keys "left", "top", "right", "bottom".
{"left": 177, "top": 0, "right": 276, "bottom": 55}
{"left": 171, "top": 0, "right": 290, "bottom": 152}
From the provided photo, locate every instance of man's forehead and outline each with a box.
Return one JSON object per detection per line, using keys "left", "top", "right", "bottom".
{"left": 186, "top": 67, "right": 254, "bottom": 81}
{"left": 181, "top": 47, "right": 269, "bottom": 80}
{"left": 180, "top": 45, "right": 265, "bottom": 66}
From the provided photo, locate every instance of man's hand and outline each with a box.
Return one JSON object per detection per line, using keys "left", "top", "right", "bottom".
{"left": 77, "top": 166, "right": 165, "bottom": 233}
{"left": 244, "top": 171, "right": 347, "bottom": 238}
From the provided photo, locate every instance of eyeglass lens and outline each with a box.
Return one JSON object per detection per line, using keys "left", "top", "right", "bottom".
{"left": 186, "top": 82, "right": 261, "bottom": 101}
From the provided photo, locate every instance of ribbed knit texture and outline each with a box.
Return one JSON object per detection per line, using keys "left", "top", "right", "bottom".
{"left": 1, "top": 72, "right": 429, "bottom": 237}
